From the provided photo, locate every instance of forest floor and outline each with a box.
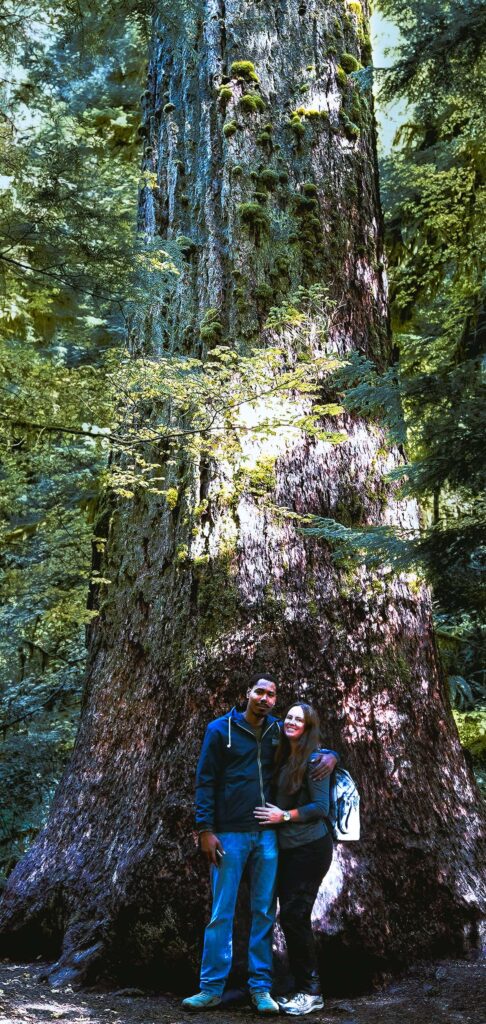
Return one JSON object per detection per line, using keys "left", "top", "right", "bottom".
{"left": 0, "top": 956, "right": 485, "bottom": 1024}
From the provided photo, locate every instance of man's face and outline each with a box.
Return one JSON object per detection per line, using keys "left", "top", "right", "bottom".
{"left": 246, "top": 679, "right": 277, "bottom": 719}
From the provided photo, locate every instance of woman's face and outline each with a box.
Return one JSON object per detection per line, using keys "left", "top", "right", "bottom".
{"left": 283, "top": 705, "right": 306, "bottom": 741}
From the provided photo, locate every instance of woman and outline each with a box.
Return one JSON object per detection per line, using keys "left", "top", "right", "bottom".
{"left": 254, "top": 702, "right": 333, "bottom": 1016}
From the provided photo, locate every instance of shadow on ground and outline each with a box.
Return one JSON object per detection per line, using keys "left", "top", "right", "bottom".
{"left": 0, "top": 956, "right": 485, "bottom": 1024}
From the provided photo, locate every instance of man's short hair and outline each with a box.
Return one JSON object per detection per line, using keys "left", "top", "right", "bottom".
{"left": 248, "top": 672, "right": 277, "bottom": 688}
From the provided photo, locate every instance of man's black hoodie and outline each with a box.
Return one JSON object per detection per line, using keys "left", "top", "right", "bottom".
{"left": 195, "top": 708, "right": 281, "bottom": 833}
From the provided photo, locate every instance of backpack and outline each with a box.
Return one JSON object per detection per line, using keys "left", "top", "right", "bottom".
{"left": 328, "top": 767, "right": 360, "bottom": 841}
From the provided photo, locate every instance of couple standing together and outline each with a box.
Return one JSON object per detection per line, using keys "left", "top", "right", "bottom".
{"left": 182, "top": 674, "right": 338, "bottom": 1016}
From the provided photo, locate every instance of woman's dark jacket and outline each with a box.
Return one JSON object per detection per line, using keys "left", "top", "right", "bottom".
{"left": 275, "top": 754, "right": 330, "bottom": 849}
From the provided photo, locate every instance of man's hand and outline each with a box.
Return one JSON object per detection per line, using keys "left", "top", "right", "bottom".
{"left": 200, "top": 831, "right": 225, "bottom": 867}
{"left": 254, "top": 802, "right": 285, "bottom": 825}
{"left": 310, "top": 751, "right": 337, "bottom": 780}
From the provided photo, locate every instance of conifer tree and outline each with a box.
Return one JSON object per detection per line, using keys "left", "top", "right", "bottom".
{"left": 1, "top": 0, "right": 484, "bottom": 992}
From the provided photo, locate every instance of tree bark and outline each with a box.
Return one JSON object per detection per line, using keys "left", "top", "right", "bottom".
{"left": 0, "top": 0, "right": 484, "bottom": 994}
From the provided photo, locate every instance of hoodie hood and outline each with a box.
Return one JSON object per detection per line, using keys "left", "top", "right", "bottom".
{"left": 225, "top": 707, "right": 280, "bottom": 749}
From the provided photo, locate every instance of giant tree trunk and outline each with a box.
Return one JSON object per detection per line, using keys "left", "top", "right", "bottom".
{"left": 1, "top": 0, "right": 484, "bottom": 995}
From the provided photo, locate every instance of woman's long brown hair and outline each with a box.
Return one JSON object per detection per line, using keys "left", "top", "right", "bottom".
{"left": 273, "top": 702, "right": 321, "bottom": 794}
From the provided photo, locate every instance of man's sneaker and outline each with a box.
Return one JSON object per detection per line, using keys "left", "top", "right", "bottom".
{"left": 250, "top": 990, "right": 280, "bottom": 1014}
{"left": 282, "top": 992, "right": 324, "bottom": 1016}
{"left": 181, "top": 991, "right": 222, "bottom": 1011}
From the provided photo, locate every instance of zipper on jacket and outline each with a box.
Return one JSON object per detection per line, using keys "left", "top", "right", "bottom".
{"left": 234, "top": 718, "right": 277, "bottom": 805}
{"left": 257, "top": 740, "right": 264, "bottom": 804}
{"left": 258, "top": 722, "right": 276, "bottom": 803}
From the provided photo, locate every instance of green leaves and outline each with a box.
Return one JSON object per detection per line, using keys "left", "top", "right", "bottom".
{"left": 377, "top": 1, "right": 486, "bottom": 622}
{"left": 331, "top": 353, "right": 405, "bottom": 445}
{"left": 0, "top": 1, "right": 149, "bottom": 874}
{"left": 302, "top": 516, "right": 419, "bottom": 574}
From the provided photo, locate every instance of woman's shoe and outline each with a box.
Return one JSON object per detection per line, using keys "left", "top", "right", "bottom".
{"left": 282, "top": 992, "right": 324, "bottom": 1015}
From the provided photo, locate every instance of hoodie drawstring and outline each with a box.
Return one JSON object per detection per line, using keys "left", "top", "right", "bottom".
{"left": 227, "top": 716, "right": 232, "bottom": 748}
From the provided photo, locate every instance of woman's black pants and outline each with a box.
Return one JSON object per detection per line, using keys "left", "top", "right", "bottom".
{"left": 277, "top": 833, "right": 333, "bottom": 995}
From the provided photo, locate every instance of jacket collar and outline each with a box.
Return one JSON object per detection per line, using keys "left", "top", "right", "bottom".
{"left": 230, "top": 707, "right": 279, "bottom": 729}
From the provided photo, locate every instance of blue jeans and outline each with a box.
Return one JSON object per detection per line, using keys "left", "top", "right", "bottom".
{"left": 200, "top": 830, "right": 278, "bottom": 995}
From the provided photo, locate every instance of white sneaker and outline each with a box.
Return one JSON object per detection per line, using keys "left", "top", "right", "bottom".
{"left": 282, "top": 992, "right": 324, "bottom": 1015}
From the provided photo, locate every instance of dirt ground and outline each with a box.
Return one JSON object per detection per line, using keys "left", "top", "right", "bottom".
{"left": 0, "top": 956, "right": 485, "bottom": 1024}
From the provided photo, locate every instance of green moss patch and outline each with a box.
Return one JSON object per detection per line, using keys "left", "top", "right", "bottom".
{"left": 259, "top": 168, "right": 280, "bottom": 189}
{"left": 200, "top": 308, "right": 224, "bottom": 346}
{"left": 237, "top": 201, "right": 271, "bottom": 236}
{"left": 291, "top": 186, "right": 324, "bottom": 273}
{"left": 223, "top": 120, "right": 238, "bottom": 138}
{"left": 195, "top": 551, "right": 239, "bottom": 640}
{"left": 239, "top": 93, "right": 266, "bottom": 114}
{"left": 218, "top": 85, "right": 233, "bottom": 105}
{"left": 288, "top": 114, "right": 306, "bottom": 139}
{"left": 360, "top": 33, "right": 372, "bottom": 64}
{"left": 230, "top": 60, "right": 259, "bottom": 83}
{"left": 271, "top": 254, "right": 290, "bottom": 276}
{"left": 290, "top": 107, "right": 327, "bottom": 129}
{"left": 255, "top": 282, "right": 274, "bottom": 306}
{"left": 347, "top": 0, "right": 363, "bottom": 16}
{"left": 340, "top": 112, "right": 360, "bottom": 140}
{"left": 341, "top": 52, "right": 361, "bottom": 73}
{"left": 454, "top": 710, "right": 486, "bottom": 763}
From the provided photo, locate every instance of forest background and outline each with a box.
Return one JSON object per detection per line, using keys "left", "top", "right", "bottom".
{"left": 0, "top": 0, "right": 484, "bottom": 884}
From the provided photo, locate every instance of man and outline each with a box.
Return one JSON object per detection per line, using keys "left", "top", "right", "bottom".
{"left": 182, "top": 674, "right": 338, "bottom": 1014}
